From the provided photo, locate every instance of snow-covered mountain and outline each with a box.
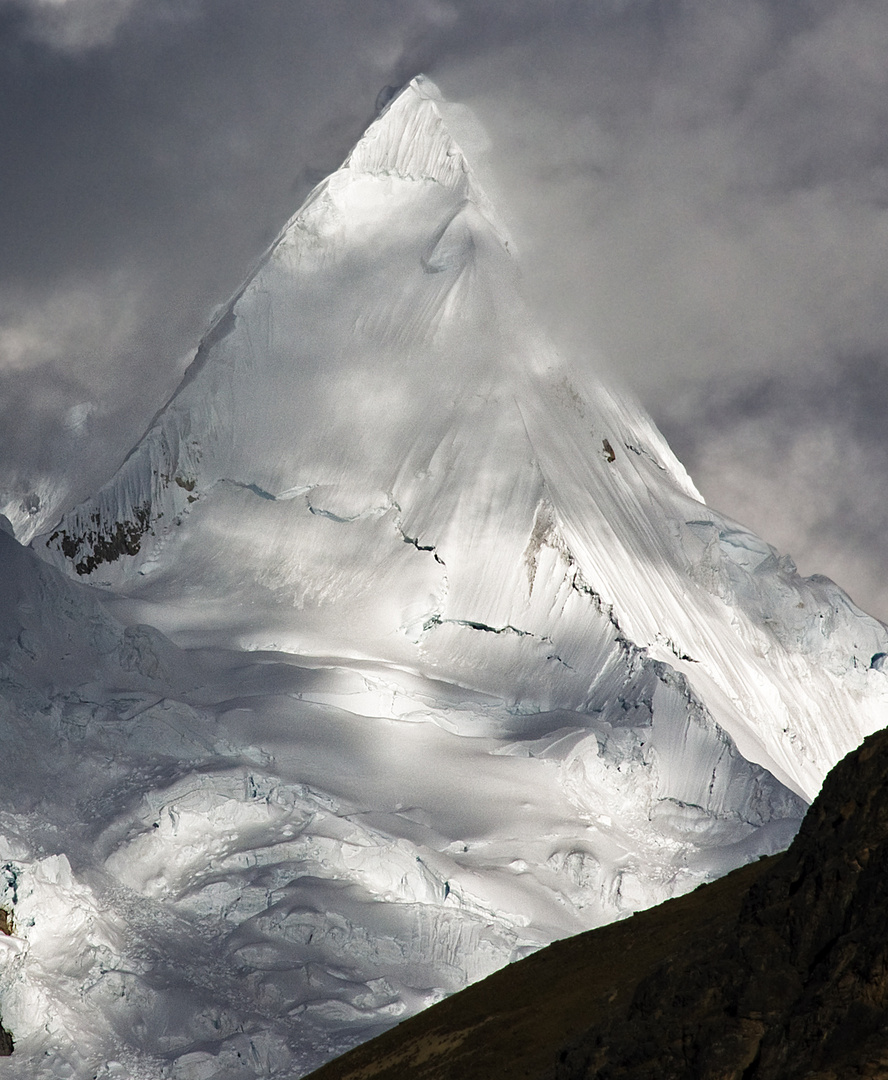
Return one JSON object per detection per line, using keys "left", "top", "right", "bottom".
{"left": 0, "top": 76, "right": 886, "bottom": 1078}
{"left": 39, "top": 76, "right": 888, "bottom": 802}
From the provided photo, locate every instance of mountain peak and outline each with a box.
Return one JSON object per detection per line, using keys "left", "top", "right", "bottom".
{"left": 36, "top": 73, "right": 888, "bottom": 806}
{"left": 343, "top": 75, "right": 473, "bottom": 192}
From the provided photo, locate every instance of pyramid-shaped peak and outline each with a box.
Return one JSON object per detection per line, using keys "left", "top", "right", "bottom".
{"left": 344, "top": 75, "right": 472, "bottom": 191}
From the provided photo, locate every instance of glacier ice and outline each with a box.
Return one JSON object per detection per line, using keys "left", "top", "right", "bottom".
{"left": 0, "top": 76, "right": 884, "bottom": 1077}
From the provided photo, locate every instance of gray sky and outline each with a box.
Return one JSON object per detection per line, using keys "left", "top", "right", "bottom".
{"left": 2, "top": 0, "right": 888, "bottom": 619}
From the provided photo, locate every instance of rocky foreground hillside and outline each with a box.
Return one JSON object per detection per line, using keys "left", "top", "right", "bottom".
{"left": 306, "top": 725, "right": 888, "bottom": 1080}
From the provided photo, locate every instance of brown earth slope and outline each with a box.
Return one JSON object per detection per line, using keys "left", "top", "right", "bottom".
{"left": 306, "top": 726, "right": 888, "bottom": 1080}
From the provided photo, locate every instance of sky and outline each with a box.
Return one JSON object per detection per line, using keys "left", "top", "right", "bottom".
{"left": 2, "top": 0, "right": 888, "bottom": 619}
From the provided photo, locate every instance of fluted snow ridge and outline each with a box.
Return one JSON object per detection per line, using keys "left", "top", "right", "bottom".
{"left": 346, "top": 76, "right": 473, "bottom": 191}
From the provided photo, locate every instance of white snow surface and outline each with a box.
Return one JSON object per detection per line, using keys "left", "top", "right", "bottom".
{"left": 0, "top": 77, "right": 883, "bottom": 1077}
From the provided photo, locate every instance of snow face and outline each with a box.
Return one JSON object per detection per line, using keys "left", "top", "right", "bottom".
{"left": 0, "top": 523, "right": 801, "bottom": 1078}
{"left": 0, "top": 76, "right": 883, "bottom": 1076}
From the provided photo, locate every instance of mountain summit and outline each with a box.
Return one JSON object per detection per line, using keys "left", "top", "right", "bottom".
{"left": 40, "top": 76, "right": 886, "bottom": 800}
{"left": 2, "top": 76, "right": 883, "bottom": 1077}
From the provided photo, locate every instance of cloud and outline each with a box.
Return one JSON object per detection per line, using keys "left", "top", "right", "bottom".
{"left": 1, "top": 0, "right": 200, "bottom": 51}
{"left": 663, "top": 355, "right": 888, "bottom": 620}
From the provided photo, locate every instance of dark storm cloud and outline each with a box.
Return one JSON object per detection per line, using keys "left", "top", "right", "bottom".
{"left": 2, "top": 0, "right": 888, "bottom": 617}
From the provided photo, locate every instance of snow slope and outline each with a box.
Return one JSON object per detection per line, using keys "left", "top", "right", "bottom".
{"left": 0, "top": 515, "right": 801, "bottom": 1079}
{"left": 0, "top": 76, "right": 883, "bottom": 1077}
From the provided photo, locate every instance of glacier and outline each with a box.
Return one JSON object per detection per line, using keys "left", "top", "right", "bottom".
{"left": 0, "top": 76, "right": 885, "bottom": 1078}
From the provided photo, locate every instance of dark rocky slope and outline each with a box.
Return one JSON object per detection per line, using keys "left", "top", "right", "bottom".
{"left": 557, "top": 723, "right": 888, "bottom": 1080}
{"left": 305, "top": 726, "right": 888, "bottom": 1080}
